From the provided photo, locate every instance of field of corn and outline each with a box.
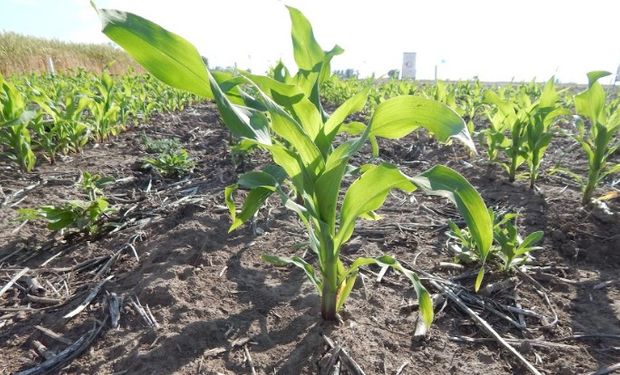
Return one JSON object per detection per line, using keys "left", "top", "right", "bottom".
{"left": 0, "top": 5, "right": 619, "bottom": 375}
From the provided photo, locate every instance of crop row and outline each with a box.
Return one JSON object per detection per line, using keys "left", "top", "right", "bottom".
{"left": 322, "top": 74, "right": 619, "bottom": 204}
{"left": 0, "top": 70, "right": 199, "bottom": 172}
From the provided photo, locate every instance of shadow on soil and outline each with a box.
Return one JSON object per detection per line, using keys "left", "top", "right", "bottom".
{"left": 78, "top": 203, "right": 332, "bottom": 374}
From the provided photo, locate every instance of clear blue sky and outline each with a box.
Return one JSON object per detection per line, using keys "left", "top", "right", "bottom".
{"left": 2, "top": 0, "right": 619, "bottom": 83}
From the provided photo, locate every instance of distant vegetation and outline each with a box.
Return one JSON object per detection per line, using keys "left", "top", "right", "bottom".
{"left": 0, "top": 32, "right": 141, "bottom": 76}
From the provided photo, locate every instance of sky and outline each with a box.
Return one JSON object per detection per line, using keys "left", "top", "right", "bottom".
{"left": 1, "top": 0, "right": 619, "bottom": 83}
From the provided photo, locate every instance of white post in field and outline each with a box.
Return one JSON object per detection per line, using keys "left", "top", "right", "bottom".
{"left": 435, "top": 59, "right": 446, "bottom": 83}
{"left": 46, "top": 57, "right": 55, "bottom": 76}
{"left": 401, "top": 52, "right": 416, "bottom": 80}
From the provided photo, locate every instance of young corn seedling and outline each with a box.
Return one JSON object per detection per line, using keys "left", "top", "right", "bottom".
{"left": 33, "top": 88, "right": 91, "bottom": 162}
{"left": 0, "top": 74, "right": 37, "bottom": 171}
{"left": 88, "top": 71, "right": 122, "bottom": 141}
{"left": 95, "top": 4, "right": 492, "bottom": 327}
{"left": 482, "top": 103, "right": 512, "bottom": 162}
{"left": 446, "top": 208, "right": 493, "bottom": 290}
{"left": 448, "top": 209, "right": 543, "bottom": 281}
{"left": 572, "top": 71, "right": 620, "bottom": 205}
{"left": 524, "top": 79, "right": 569, "bottom": 189}
{"left": 484, "top": 78, "right": 567, "bottom": 187}
{"left": 492, "top": 212, "right": 543, "bottom": 272}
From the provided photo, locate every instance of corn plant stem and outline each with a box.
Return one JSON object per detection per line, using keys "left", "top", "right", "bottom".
{"left": 583, "top": 131, "right": 606, "bottom": 204}
{"left": 429, "top": 279, "right": 542, "bottom": 375}
{"left": 529, "top": 161, "right": 539, "bottom": 189}
{"left": 582, "top": 166, "right": 600, "bottom": 205}
{"left": 509, "top": 155, "right": 518, "bottom": 182}
{"left": 321, "top": 252, "right": 339, "bottom": 321}
{"left": 508, "top": 122, "right": 524, "bottom": 182}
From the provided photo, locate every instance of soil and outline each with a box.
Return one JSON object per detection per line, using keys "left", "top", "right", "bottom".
{"left": 0, "top": 103, "right": 619, "bottom": 375}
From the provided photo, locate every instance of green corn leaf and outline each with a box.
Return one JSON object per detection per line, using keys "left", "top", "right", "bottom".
{"left": 342, "top": 255, "right": 433, "bottom": 327}
{"left": 17, "top": 208, "right": 40, "bottom": 222}
{"left": 287, "top": 6, "right": 342, "bottom": 119}
{"left": 287, "top": 7, "right": 343, "bottom": 85}
{"left": 369, "top": 96, "right": 475, "bottom": 151}
{"left": 225, "top": 186, "right": 273, "bottom": 232}
{"left": 336, "top": 164, "right": 416, "bottom": 247}
{"left": 575, "top": 71, "right": 610, "bottom": 124}
{"left": 237, "top": 173, "right": 277, "bottom": 191}
{"left": 317, "top": 90, "right": 369, "bottom": 154}
{"left": 248, "top": 82, "right": 324, "bottom": 174}
{"left": 324, "top": 89, "right": 369, "bottom": 136}
{"left": 315, "top": 132, "right": 370, "bottom": 229}
{"left": 539, "top": 77, "right": 559, "bottom": 108}
{"left": 262, "top": 255, "right": 322, "bottom": 293}
{"left": 337, "top": 121, "right": 366, "bottom": 136}
{"left": 272, "top": 61, "right": 291, "bottom": 83}
{"left": 225, "top": 166, "right": 286, "bottom": 232}
{"left": 602, "top": 163, "right": 620, "bottom": 178}
{"left": 335, "top": 273, "right": 358, "bottom": 311}
{"left": 208, "top": 72, "right": 272, "bottom": 144}
{"left": 411, "top": 165, "right": 493, "bottom": 262}
{"left": 95, "top": 6, "right": 213, "bottom": 98}
{"left": 287, "top": 6, "right": 325, "bottom": 71}
{"left": 586, "top": 71, "right": 612, "bottom": 87}
{"left": 519, "top": 230, "right": 544, "bottom": 249}
{"left": 243, "top": 73, "right": 304, "bottom": 100}
{"left": 369, "top": 135, "right": 379, "bottom": 157}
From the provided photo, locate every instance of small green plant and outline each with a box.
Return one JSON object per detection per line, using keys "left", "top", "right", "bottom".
{"left": 77, "top": 170, "right": 115, "bottom": 200}
{"left": 88, "top": 71, "right": 122, "bottom": 141}
{"left": 33, "top": 88, "right": 91, "bottom": 162}
{"left": 19, "top": 170, "right": 114, "bottom": 234}
{"left": 142, "top": 148, "right": 194, "bottom": 177}
{"left": 447, "top": 219, "right": 481, "bottom": 264}
{"left": 572, "top": 71, "right": 620, "bottom": 204}
{"left": 448, "top": 209, "right": 543, "bottom": 279}
{"left": 19, "top": 197, "right": 110, "bottom": 234}
{"left": 0, "top": 74, "right": 37, "bottom": 171}
{"left": 492, "top": 212, "right": 543, "bottom": 272}
{"left": 484, "top": 78, "right": 567, "bottom": 187}
{"left": 140, "top": 133, "right": 183, "bottom": 154}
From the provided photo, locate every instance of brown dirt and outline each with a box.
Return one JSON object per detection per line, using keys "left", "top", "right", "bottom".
{"left": 1, "top": 104, "right": 619, "bottom": 375}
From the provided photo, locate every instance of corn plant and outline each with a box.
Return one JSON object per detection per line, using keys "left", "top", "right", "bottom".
{"left": 88, "top": 71, "right": 122, "bottom": 141}
{"left": 33, "top": 88, "right": 91, "bottom": 162}
{"left": 482, "top": 101, "right": 511, "bottom": 162}
{"left": 572, "top": 71, "right": 620, "bottom": 204}
{"left": 484, "top": 78, "right": 567, "bottom": 187}
{"left": 455, "top": 80, "right": 485, "bottom": 135}
{"left": 524, "top": 80, "right": 569, "bottom": 188}
{"left": 0, "top": 74, "right": 37, "bottom": 171}
{"left": 95, "top": 4, "right": 492, "bottom": 327}
{"left": 448, "top": 209, "right": 543, "bottom": 277}
{"left": 492, "top": 212, "right": 543, "bottom": 272}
